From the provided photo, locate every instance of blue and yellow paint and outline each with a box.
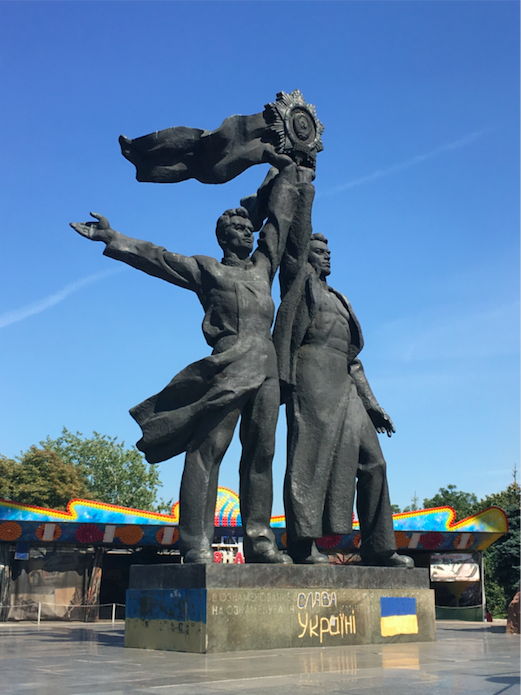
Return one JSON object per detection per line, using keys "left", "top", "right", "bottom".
{"left": 380, "top": 597, "right": 418, "bottom": 637}
{"left": 125, "top": 588, "right": 207, "bottom": 652}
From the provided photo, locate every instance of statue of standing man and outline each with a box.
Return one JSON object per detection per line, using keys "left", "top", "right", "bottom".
{"left": 273, "top": 181, "right": 414, "bottom": 568}
{"left": 71, "top": 91, "right": 323, "bottom": 564}
{"left": 71, "top": 161, "right": 313, "bottom": 563}
{"left": 71, "top": 91, "right": 324, "bottom": 564}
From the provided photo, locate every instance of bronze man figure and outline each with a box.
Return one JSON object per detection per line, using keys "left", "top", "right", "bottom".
{"left": 71, "top": 163, "right": 301, "bottom": 564}
{"left": 274, "top": 186, "right": 414, "bottom": 568}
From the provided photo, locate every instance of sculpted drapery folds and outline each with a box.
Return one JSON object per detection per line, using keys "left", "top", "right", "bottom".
{"left": 119, "top": 90, "right": 324, "bottom": 185}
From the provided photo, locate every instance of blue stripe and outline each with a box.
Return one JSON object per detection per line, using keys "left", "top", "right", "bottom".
{"left": 126, "top": 589, "right": 207, "bottom": 623}
{"left": 380, "top": 597, "right": 417, "bottom": 618}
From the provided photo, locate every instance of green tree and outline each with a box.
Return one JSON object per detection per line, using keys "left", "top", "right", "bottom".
{"left": 478, "top": 482, "right": 520, "bottom": 616}
{"left": 0, "top": 455, "right": 16, "bottom": 500}
{"left": 42, "top": 428, "right": 168, "bottom": 511}
{"left": 423, "top": 484, "right": 478, "bottom": 520}
{"left": 0, "top": 447, "right": 89, "bottom": 510}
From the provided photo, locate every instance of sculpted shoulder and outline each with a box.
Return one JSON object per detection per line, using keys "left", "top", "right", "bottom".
{"left": 192, "top": 254, "right": 220, "bottom": 270}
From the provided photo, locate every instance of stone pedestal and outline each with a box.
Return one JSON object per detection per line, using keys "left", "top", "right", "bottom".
{"left": 125, "top": 564, "right": 435, "bottom": 653}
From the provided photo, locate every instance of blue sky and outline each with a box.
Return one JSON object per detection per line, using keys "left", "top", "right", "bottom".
{"left": 0, "top": 1, "right": 518, "bottom": 514}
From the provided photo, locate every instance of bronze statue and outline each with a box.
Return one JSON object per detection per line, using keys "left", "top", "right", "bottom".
{"left": 273, "top": 188, "right": 414, "bottom": 568}
{"left": 71, "top": 163, "right": 311, "bottom": 564}
{"left": 71, "top": 90, "right": 411, "bottom": 568}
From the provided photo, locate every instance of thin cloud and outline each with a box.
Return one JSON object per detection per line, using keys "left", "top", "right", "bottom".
{"left": 0, "top": 268, "right": 124, "bottom": 329}
{"left": 323, "top": 129, "right": 490, "bottom": 195}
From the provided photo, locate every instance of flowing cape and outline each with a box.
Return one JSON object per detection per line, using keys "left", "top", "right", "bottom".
{"left": 119, "top": 111, "right": 280, "bottom": 185}
{"left": 130, "top": 331, "right": 267, "bottom": 464}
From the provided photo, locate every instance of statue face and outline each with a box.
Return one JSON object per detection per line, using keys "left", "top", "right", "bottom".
{"left": 223, "top": 216, "right": 254, "bottom": 254}
{"left": 308, "top": 240, "right": 331, "bottom": 277}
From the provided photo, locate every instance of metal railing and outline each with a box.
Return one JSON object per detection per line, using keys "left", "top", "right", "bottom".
{"left": 0, "top": 602, "right": 126, "bottom": 625}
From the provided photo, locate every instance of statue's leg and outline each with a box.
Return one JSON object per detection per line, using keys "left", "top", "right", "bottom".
{"left": 284, "top": 347, "right": 349, "bottom": 544}
{"left": 179, "top": 403, "right": 242, "bottom": 563}
{"left": 356, "top": 411, "right": 412, "bottom": 567}
{"left": 238, "top": 374, "right": 291, "bottom": 563}
{"left": 356, "top": 413, "right": 396, "bottom": 557}
{"left": 283, "top": 392, "right": 329, "bottom": 564}
{"left": 321, "top": 384, "right": 359, "bottom": 535}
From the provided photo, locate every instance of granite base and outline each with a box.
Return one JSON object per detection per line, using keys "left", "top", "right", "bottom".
{"left": 125, "top": 564, "right": 436, "bottom": 653}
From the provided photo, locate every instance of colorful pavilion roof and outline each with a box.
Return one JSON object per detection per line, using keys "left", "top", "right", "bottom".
{"left": 0, "top": 487, "right": 508, "bottom": 553}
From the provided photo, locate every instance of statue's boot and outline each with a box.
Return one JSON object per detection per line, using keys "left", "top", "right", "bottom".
{"left": 287, "top": 539, "right": 329, "bottom": 565}
{"left": 183, "top": 548, "right": 214, "bottom": 564}
{"left": 244, "top": 539, "right": 293, "bottom": 564}
{"left": 361, "top": 551, "right": 414, "bottom": 569}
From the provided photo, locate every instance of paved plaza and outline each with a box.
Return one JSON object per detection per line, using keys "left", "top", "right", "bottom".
{"left": 0, "top": 620, "right": 519, "bottom": 695}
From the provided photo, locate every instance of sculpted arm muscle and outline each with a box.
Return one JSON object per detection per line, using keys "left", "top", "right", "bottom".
{"left": 103, "top": 232, "right": 201, "bottom": 291}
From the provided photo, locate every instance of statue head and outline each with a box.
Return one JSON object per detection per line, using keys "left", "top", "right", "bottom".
{"left": 308, "top": 233, "right": 331, "bottom": 278}
{"left": 216, "top": 207, "right": 254, "bottom": 258}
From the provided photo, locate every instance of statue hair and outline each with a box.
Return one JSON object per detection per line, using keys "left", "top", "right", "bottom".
{"left": 216, "top": 207, "right": 251, "bottom": 250}
{"left": 310, "top": 232, "right": 329, "bottom": 245}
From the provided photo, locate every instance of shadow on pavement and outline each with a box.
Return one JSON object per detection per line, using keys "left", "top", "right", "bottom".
{"left": 485, "top": 675, "right": 521, "bottom": 695}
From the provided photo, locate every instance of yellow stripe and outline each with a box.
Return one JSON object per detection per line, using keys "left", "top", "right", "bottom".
{"left": 380, "top": 614, "right": 418, "bottom": 637}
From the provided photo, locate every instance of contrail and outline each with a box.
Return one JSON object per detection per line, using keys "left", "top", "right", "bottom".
{"left": 0, "top": 268, "right": 124, "bottom": 329}
{"left": 322, "top": 129, "right": 490, "bottom": 195}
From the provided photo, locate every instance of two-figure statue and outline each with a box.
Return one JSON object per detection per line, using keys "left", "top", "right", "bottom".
{"left": 71, "top": 91, "right": 412, "bottom": 568}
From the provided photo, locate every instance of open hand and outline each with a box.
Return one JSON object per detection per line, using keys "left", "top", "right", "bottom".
{"left": 262, "top": 149, "right": 294, "bottom": 171}
{"left": 369, "top": 407, "right": 396, "bottom": 437}
{"left": 70, "top": 212, "right": 114, "bottom": 243}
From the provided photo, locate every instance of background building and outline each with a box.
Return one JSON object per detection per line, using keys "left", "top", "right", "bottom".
{"left": 0, "top": 488, "right": 508, "bottom": 622}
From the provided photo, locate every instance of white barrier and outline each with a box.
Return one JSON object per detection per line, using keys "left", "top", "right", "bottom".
{"left": 0, "top": 602, "right": 126, "bottom": 625}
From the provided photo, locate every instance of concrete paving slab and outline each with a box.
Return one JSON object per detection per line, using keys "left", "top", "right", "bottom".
{"left": 0, "top": 620, "right": 518, "bottom": 695}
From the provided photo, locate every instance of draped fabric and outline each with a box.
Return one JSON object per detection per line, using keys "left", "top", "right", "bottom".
{"left": 130, "top": 330, "right": 268, "bottom": 464}
{"left": 119, "top": 111, "right": 280, "bottom": 185}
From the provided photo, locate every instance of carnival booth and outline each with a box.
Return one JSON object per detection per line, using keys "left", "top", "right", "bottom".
{"left": 0, "top": 488, "right": 508, "bottom": 622}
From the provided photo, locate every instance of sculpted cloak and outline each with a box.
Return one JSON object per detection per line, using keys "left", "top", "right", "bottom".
{"left": 103, "top": 176, "right": 298, "bottom": 464}
{"left": 273, "top": 184, "right": 395, "bottom": 551}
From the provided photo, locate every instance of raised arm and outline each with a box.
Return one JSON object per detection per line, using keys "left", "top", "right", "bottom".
{"left": 70, "top": 213, "right": 201, "bottom": 292}
{"left": 278, "top": 177, "right": 315, "bottom": 299}
{"left": 252, "top": 163, "right": 303, "bottom": 283}
{"left": 349, "top": 358, "right": 396, "bottom": 437}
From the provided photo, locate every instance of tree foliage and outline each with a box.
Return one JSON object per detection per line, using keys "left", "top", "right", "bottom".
{"left": 42, "top": 428, "right": 168, "bottom": 511}
{"left": 478, "top": 482, "right": 520, "bottom": 615}
{"left": 0, "top": 447, "right": 89, "bottom": 510}
{"left": 0, "top": 455, "right": 15, "bottom": 501}
{"left": 402, "top": 491, "right": 419, "bottom": 513}
{"left": 423, "top": 484, "right": 478, "bottom": 521}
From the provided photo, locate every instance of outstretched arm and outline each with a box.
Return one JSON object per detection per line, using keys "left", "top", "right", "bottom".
{"left": 70, "top": 213, "right": 201, "bottom": 291}
{"left": 349, "top": 358, "right": 396, "bottom": 437}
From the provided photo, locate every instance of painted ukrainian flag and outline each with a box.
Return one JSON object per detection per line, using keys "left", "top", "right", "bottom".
{"left": 380, "top": 597, "right": 418, "bottom": 637}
